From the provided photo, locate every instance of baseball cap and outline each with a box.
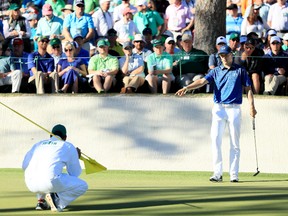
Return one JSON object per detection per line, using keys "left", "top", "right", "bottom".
{"left": 133, "top": 34, "right": 146, "bottom": 43}
{"left": 27, "top": 14, "right": 38, "bottom": 21}
{"left": 123, "top": 7, "right": 135, "bottom": 15}
{"left": 136, "top": 0, "right": 147, "bottom": 6}
{"left": 52, "top": 124, "right": 67, "bottom": 137}
{"left": 49, "top": 38, "right": 61, "bottom": 46}
{"left": 240, "top": 35, "right": 247, "bottom": 44}
{"left": 123, "top": 41, "right": 133, "bottom": 49}
{"left": 42, "top": 4, "right": 53, "bottom": 16}
{"left": 12, "top": 38, "right": 23, "bottom": 46}
{"left": 283, "top": 33, "right": 288, "bottom": 41}
{"left": 182, "top": 33, "right": 192, "bottom": 41}
{"left": 61, "top": 4, "right": 74, "bottom": 12}
{"left": 162, "top": 30, "right": 173, "bottom": 38}
{"left": 100, "top": 0, "right": 111, "bottom": 4}
{"left": 97, "top": 39, "right": 110, "bottom": 47}
{"left": 75, "top": 0, "right": 85, "bottom": 6}
{"left": 266, "top": 29, "right": 277, "bottom": 37}
{"left": 253, "top": 4, "right": 261, "bottom": 10}
{"left": 216, "top": 36, "right": 227, "bottom": 45}
{"left": 152, "top": 39, "right": 163, "bottom": 47}
{"left": 107, "top": 28, "right": 117, "bottom": 36}
{"left": 165, "top": 37, "right": 174, "bottom": 44}
{"left": 270, "top": 36, "right": 281, "bottom": 44}
{"left": 8, "top": 3, "right": 20, "bottom": 11}
{"left": 230, "top": 32, "right": 240, "bottom": 40}
{"left": 226, "top": 4, "right": 238, "bottom": 10}
{"left": 142, "top": 27, "right": 152, "bottom": 35}
{"left": 245, "top": 38, "right": 256, "bottom": 46}
{"left": 36, "top": 35, "right": 50, "bottom": 42}
{"left": 73, "top": 34, "right": 84, "bottom": 40}
{"left": 218, "top": 45, "right": 232, "bottom": 54}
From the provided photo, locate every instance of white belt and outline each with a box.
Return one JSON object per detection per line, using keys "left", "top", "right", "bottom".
{"left": 216, "top": 103, "right": 240, "bottom": 108}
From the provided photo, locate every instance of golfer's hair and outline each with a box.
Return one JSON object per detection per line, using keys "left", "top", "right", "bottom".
{"left": 50, "top": 131, "right": 66, "bottom": 140}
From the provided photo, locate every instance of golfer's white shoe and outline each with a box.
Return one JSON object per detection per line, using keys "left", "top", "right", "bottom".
{"left": 45, "top": 193, "right": 62, "bottom": 212}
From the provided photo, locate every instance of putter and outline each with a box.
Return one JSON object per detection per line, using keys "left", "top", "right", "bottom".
{"left": 252, "top": 118, "right": 260, "bottom": 176}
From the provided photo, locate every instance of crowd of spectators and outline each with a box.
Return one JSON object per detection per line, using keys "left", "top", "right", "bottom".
{"left": 0, "top": 0, "right": 288, "bottom": 95}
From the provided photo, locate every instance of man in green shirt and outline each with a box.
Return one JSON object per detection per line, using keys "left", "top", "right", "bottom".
{"left": 174, "top": 33, "right": 209, "bottom": 90}
{"left": 88, "top": 39, "right": 119, "bottom": 93}
{"left": 146, "top": 39, "right": 174, "bottom": 94}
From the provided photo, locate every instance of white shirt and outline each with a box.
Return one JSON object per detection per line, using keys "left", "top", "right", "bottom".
{"left": 114, "top": 19, "right": 139, "bottom": 43}
{"left": 113, "top": 4, "right": 137, "bottom": 23}
{"left": 92, "top": 8, "right": 113, "bottom": 37}
{"left": 119, "top": 53, "right": 145, "bottom": 77}
{"left": 267, "top": 2, "right": 288, "bottom": 31}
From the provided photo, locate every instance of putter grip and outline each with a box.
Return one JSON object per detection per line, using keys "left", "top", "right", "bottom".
{"left": 252, "top": 118, "right": 255, "bottom": 130}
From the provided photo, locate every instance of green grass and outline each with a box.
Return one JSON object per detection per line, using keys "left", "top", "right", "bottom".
{"left": 1, "top": 169, "right": 288, "bottom": 215}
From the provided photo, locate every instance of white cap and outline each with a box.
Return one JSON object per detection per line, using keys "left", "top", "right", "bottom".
{"left": 266, "top": 29, "right": 277, "bottom": 36}
{"left": 216, "top": 36, "right": 227, "bottom": 45}
{"left": 283, "top": 33, "right": 288, "bottom": 41}
{"left": 165, "top": 37, "right": 174, "bottom": 44}
{"left": 136, "top": 0, "right": 147, "bottom": 6}
{"left": 133, "top": 34, "right": 146, "bottom": 43}
{"left": 270, "top": 36, "right": 281, "bottom": 44}
{"left": 100, "top": 0, "right": 111, "bottom": 4}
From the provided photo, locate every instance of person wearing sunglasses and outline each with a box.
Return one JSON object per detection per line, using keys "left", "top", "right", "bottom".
{"left": 119, "top": 41, "right": 145, "bottom": 93}
{"left": 88, "top": 39, "right": 119, "bottom": 93}
{"left": 50, "top": 38, "right": 65, "bottom": 68}
{"left": 28, "top": 36, "right": 59, "bottom": 94}
{"left": 228, "top": 33, "right": 241, "bottom": 56}
{"left": 262, "top": 36, "right": 288, "bottom": 95}
{"left": 57, "top": 41, "right": 87, "bottom": 93}
{"left": 164, "top": 37, "right": 180, "bottom": 66}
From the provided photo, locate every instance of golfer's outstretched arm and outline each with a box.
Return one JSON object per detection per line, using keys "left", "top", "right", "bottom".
{"left": 175, "top": 78, "right": 208, "bottom": 96}
{"left": 245, "top": 86, "right": 257, "bottom": 118}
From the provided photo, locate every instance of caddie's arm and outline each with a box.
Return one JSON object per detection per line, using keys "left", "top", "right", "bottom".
{"left": 245, "top": 86, "right": 257, "bottom": 118}
{"left": 175, "top": 77, "right": 208, "bottom": 96}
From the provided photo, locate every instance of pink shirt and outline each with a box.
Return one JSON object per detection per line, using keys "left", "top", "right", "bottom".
{"left": 165, "top": 3, "right": 193, "bottom": 31}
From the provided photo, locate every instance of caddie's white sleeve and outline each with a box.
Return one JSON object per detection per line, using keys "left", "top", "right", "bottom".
{"left": 65, "top": 143, "right": 82, "bottom": 177}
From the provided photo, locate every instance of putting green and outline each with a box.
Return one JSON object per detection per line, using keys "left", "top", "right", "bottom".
{"left": 1, "top": 169, "right": 288, "bottom": 215}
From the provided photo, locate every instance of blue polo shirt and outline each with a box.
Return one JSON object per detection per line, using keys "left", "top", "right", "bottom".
{"left": 76, "top": 48, "right": 90, "bottom": 66}
{"left": 205, "top": 63, "right": 251, "bottom": 104}
{"left": 11, "top": 52, "right": 30, "bottom": 76}
{"left": 28, "top": 52, "right": 55, "bottom": 76}
{"left": 63, "top": 12, "right": 94, "bottom": 38}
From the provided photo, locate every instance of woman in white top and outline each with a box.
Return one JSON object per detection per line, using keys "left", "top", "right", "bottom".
{"left": 241, "top": 5, "right": 269, "bottom": 38}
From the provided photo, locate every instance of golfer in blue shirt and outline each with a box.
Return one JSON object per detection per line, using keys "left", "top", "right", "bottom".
{"left": 176, "top": 45, "right": 257, "bottom": 182}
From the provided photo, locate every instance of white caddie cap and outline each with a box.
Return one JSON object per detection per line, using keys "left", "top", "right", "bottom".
{"left": 216, "top": 36, "right": 227, "bottom": 45}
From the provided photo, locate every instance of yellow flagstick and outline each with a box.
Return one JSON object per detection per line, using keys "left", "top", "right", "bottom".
{"left": 0, "top": 100, "right": 106, "bottom": 174}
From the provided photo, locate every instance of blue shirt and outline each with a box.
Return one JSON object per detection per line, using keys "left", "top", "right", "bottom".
{"left": 11, "top": 52, "right": 30, "bottom": 75}
{"left": 76, "top": 48, "right": 90, "bottom": 66}
{"left": 36, "top": 15, "right": 63, "bottom": 37}
{"left": 63, "top": 12, "right": 94, "bottom": 38}
{"left": 28, "top": 52, "right": 55, "bottom": 76}
{"left": 226, "top": 15, "right": 243, "bottom": 40}
{"left": 205, "top": 63, "right": 251, "bottom": 104}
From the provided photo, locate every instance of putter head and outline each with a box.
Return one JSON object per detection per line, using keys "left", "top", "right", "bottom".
{"left": 253, "top": 169, "right": 260, "bottom": 176}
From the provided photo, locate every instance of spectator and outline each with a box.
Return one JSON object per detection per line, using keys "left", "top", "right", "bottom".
{"left": 146, "top": 39, "right": 174, "bottom": 94}
{"left": 45, "top": 0, "right": 65, "bottom": 17}
{"left": 132, "top": 33, "right": 152, "bottom": 62}
{"left": 228, "top": 32, "right": 241, "bottom": 55}
{"left": 142, "top": 27, "right": 153, "bottom": 51}
{"left": 267, "top": 0, "right": 288, "bottom": 37}
{"left": 133, "top": 0, "right": 165, "bottom": 38}
{"left": 282, "top": 33, "right": 288, "bottom": 51}
{"left": 92, "top": 0, "right": 113, "bottom": 38}
{"left": 3, "top": 3, "right": 31, "bottom": 53}
{"left": 262, "top": 36, "right": 288, "bottom": 95}
{"left": 174, "top": 33, "right": 209, "bottom": 90}
{"left": 244, "top": 0, "right": 270, "bottom": 24}
{"left": 36, "top": 3, "right": 64, "bottom": 55}
{"left": 10, "top": 37, "right": 30, "bottom": 92}
{"left": 60, "top": 4, "right": 74, "bottom": 20}
{"left": 114, "top": 7, "right": 139, "bottom": 44}
{"left": 165, "top": 0, "right": 194, "bottom": 39}
{"left": 0, "top": 42, "right": 23, "bottom": 93}
{"left": 113, "top": 0, "right": 137, "bottom": 23}
{"left": 164, "top": 36, "right": 180, "bottom": 65}
{"left": 209, "top": 36, "right": 227, "bottom": 70}
{"left": 238, "top": 35, "right": 248, "bottom": 52}
{"left": 241, "top": 4, "right": 270, "bottom": 38}
{"left": 226, "top": 4, "right": 243, "bottom": 40}
{"left": 82, "top": 0, "right": 99, "bottom": 15}
{"left": 119, "top": 41, "right": 145, "bottom": 93}
{"left": 49, "top": 38, "right": 66, "bottom": 68}
{"left": 63, "top": 0, "right": 94, "bottom": 52}
{"left": 28, "top": 36, "right": 58, "bottom": 94}
{"left": 22, "top": 124, "right": 88, "bottom": 212}
{"left": 22, "top": 0, "right": 45, "bottom": 17}
{"left": 73, "top": 34, "right": 90, "bottom": 66}
{"left": 27, "top": 14, "right": 38, "bottom": 52}
{"left": 88, "top": 39, "right": 119, "bottom": 93}
{"left": 106, "top": 28, "right": 124, "bottom": 57}
{"left": 263, "top": 28, "right": 277, "bottom": 53}
{"left": 57, "top": 41, "right": 87, "bottom": 93}
{"left": 234, "top": 38, "right": 263, "bottom": 94}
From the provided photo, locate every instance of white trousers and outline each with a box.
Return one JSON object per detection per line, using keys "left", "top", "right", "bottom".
{"left": 211, "top": 103, "right": 241, "bottom": 180}
{"left": 0, "top": 70, "right": 23, "bottom": 92}
{"left": 26, "top": 173, "right": 88, "bottom": 209}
